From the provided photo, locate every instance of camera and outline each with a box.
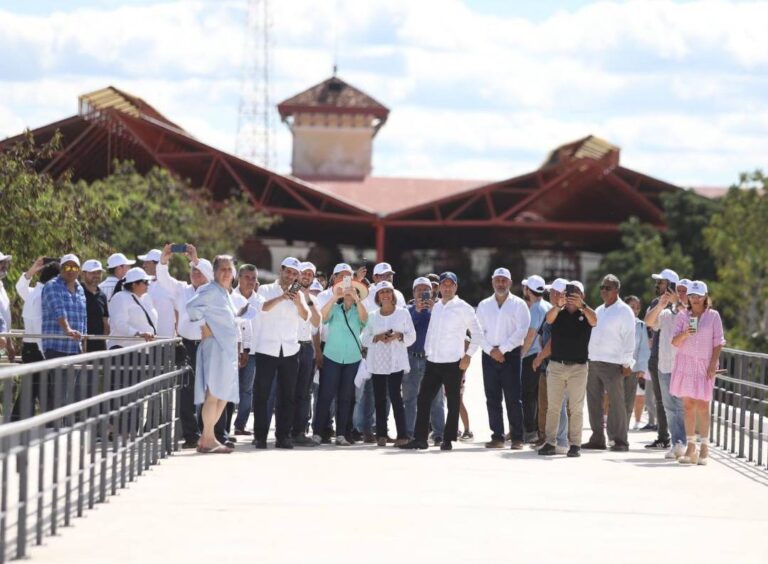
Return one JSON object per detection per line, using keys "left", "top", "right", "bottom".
{"left": 565, "top": 283, "right": 577, "bottom": 296}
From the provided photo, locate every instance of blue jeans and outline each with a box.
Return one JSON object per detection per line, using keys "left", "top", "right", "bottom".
{"left": 482, "top": 350, "right": 524, "bottom": 441}
{"left": 353, "top": 378, "right": 375, "bottom": 434}
{"left": 658, "top": 371, "right": 686, "bottom": 445}
{"left": 314, "top": 356, "right": 359, "bottom": 439}
{"left": 403, "top": 354, "right": 445, "bottom": 439}
{"left": 234, "top": 355, "right": 256, "bottom": 430}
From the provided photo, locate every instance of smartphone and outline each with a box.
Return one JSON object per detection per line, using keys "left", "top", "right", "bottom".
{"left": 170, "top": 243, "right": 187, "bottom": 253}
{"left": 688, "top": 316, "right": 699, "bottom": 333}
{"left": 341, "top": 277, "right": 351, "bottom": 290}
{"left": 421, "top": 290, "right": 431, "bottom": 302}
{"left": 669, "top": 281, "right": 676, "bottom": 291}
{"left": 43, "top": 257, "right": 58, "bottom": 265}
{"left": 289, "top": 281, "right": 301, "bottom": 294}
{"left": 565, "top": 283, "right": 577, "bottom": 296}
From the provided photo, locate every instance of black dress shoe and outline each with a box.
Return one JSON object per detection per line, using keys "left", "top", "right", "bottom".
{"left": 292, "top": 434, "right": 319, "bottom": 447}
{"left": 610, "top": 444, "right": 629, "bottom": 452}
{"left": 440, "top": 441, "right": 453, "bottom": 451}
{"left": 181, "top": 440, "right": 198, "bottom": 450}
{"left": 275, "top": 438, "right": 294, "bottom": 449}
{"left": 224, "top": 440, "right": 236, "bottom": 449}
{"left": 399, "top": 440, "right": 428, "bottom": 450}
{"left": 581, "top": 441, "right": 607, "bottom": 450}
{"left": 644, "top": 438, "right": 670, "bottom": 449}
{"left": 538, "top": 443, "right": 557, "bottom": 456}
{"left": 253, "top": 439, "right": 267, "bottom": 449}
{"left": 350, "top": 429, "right": 363, "bottom": 442}
{"left": 234, "top": 428, "right": 253, "bottom": 436}
{"left": 567, "top": 445, "right": 581, "bottom": 458}
{"left": 229, "top": 436, "right": 238, "bottom": 443}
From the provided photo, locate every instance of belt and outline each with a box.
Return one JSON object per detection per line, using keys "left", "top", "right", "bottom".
{"left": 299, "top": 340, "right": 312, "bottom": 345}
{"left": 409, "top": 351, "right": 426, "bottom": 359}
{"left": 551, "top": 360, "right": 586, "bottom": 366}
{"left": 181, "top": 337, "right": 201, "bottom": 344}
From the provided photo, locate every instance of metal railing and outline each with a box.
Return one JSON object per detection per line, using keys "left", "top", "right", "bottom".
{"left": 712, "top": 347, "right": 768, "bottom": 469}
{"left": 0, "top": 339, "right": 185, "bottom": 563}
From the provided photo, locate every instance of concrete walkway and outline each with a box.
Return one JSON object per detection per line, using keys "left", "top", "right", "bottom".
{"left": 30, "top": 356, "right": 768, "bottom": 564}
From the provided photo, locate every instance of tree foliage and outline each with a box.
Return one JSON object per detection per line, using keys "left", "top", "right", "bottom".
{"left": 704, "top": 171, "right": 768, "bottom": 350}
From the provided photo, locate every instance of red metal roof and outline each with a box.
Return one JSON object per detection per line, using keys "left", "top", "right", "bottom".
{"left": 277, "top": 76, "right": 390, "bottom": 121}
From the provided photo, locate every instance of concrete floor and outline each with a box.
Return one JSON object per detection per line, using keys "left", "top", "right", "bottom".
{"left": 30, "top": 355, "right": 768, "bottom": 564}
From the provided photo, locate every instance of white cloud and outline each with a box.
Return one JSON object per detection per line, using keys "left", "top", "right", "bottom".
{"left": 0, "top": 0, "right": 766, "bottom": 187}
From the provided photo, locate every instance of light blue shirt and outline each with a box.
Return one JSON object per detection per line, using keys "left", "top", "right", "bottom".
{"left": 526, "top": 299, "right": 552, "bottom": 358}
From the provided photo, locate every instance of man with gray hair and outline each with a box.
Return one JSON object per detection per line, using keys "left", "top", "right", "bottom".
{"left": 583, "top": 274, "right": 637, "bottom": 452}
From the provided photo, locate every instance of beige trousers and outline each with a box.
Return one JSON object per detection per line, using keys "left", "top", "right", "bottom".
{"left": 545, "top": 361, "right": 588, "bottom": 447}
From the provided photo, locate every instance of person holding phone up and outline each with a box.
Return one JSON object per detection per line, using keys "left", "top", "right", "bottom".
{"left": 670, "top": 281, "right": 725, "bottom": 466}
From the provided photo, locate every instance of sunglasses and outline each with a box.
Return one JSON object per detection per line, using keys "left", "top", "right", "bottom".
{"left": 62, "top": 265, "right": 80, "bottom": 273}
{"left": 599, "top": 285, "right": 617, "bottom": 291}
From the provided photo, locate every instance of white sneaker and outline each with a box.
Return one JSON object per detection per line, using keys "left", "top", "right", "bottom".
{"left": 673, "top": 442, "right": 686, "bottom": 459}
{"left": 632, "top": 422, "right": 640, "bottom": 431}
{"left": 335, "top": 437, "right": 351, "bottom": 446}
{"left": 555, "top": 445, "right": 568, "bottom": 455}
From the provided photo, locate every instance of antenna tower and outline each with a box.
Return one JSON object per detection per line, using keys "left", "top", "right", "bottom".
{"left": 236, "top": 0, "right": 276, "bottom": 168}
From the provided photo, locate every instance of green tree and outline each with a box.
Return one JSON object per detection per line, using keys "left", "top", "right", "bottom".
{"left": 704, "top": 171, "right": 768, "bottom": 350}
{"left": 587, "top": 217, "right": 692, "bottom": 308}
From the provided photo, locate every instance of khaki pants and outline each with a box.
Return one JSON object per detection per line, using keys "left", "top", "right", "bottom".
{"left": 545, "top": 361, "right": 588, "bottom": 446}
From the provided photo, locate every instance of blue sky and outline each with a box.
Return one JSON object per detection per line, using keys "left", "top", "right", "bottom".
{"left": 1, "top": 0, "right": 766, "bottom": 187}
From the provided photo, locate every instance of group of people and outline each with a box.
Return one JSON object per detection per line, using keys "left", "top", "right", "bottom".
{"left": 0, "top": 247, "right": 725, "bottom": 464}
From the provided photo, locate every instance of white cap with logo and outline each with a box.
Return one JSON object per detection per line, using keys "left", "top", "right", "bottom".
{"left": 651, "top": 269, "right": 679, "bottom": 284}
{"left": 82, "top": 259, "right": 104, "bottom": 272}
{"left": 138, "top": 249, "right": 162, "bottom": 262}
{"left": 191, "top": 259, "right": 214, "bottom": 282}
{"left": 687, "top": 280, "right": 708, "bottom": 296}
{"left": 678, "top": 278, "right": 691, "bottom": 290}
{"left": 300, "top": 261, "right": 316, "bottom": 274}
{"left": 373, "top": 262, "right": 395, "bottom": 276}
{"left": 547, "top": 278, "right": 568, "bottom": 293}
{"left": 569, "top": 280, "right": 585, "bottom": 294}
{"left": 124, "top": 267, "right": 152, "bottom": 284}
{"left": 333, "top": 263, "right": 353, "bottom": 275}
{"left": 107, "top": 253, "right": 136, "bottom": 269}
{"left": 491, "top": 267, "right": 511, "bottom": 280}
{"left": 309, "top": 280, "right": 323, "bottom": 292}
{"left": 60, "top": 254, "right": 81, "bottom": 267}
{"left": 281, "top": 257, "right": 301, "bottom": 272}
{"left": 412, "top": 276, "right": 431, "bottom": 289}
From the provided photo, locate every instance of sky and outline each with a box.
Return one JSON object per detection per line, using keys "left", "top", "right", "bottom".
{"left": 0, "top": 0, "right": 766, "bottom": 188}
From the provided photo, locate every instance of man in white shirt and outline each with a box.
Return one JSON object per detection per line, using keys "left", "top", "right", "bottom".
{"left": 253, "top": 257, "right": 309, "bottom": 449}
{"left": 362, "top": 262, "right": 406, "bottom": 311}
{"left": 584, "top": 274, "right": 637, "bottom": 452}
{"left": 99, "top": 253, "right": 136, "bottom": 300}
{"left": 231, "top": 263, "right": 264, "bottom": 436}
{"left": 401, "top": 272, "right": 482, "bottom": 451}
{"left": 138, "top": 249, "right": 176, "bottom": 339}
{"left": 292, "top": 262, "right": 322, "bottom": 446}
{"left": 0, "top": 251, "right": 15, "bottom": 361}
{"left": 157, "top": 244, "right": 211, "bottom": 449}
{"left": 476, "top": 268, "right": 531, "bottom": 449}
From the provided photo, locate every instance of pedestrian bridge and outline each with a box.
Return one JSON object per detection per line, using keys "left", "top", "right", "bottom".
{"left": 1, "top": 342, "right": 767, "bottom": 564}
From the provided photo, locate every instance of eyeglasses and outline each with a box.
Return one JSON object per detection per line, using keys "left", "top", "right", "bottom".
{"left": 599, "top": 285, "right": 617, "bottom": 291}
{"left": 62, "top": 265, "right": 80, "bottom": 273}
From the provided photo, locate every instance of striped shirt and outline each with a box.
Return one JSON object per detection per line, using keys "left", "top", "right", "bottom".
{"left": 41, "top": 276, "right": 87, "bottom": 355}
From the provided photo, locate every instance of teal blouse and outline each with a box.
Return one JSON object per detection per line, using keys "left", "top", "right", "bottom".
{"left": 324, "top": 302, "right": 366, "bottom": 364}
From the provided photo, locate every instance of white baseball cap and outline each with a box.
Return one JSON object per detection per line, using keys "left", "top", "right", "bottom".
{"left": 332, "top": 263, "right": 353, "bottom": 275}
{"left": 491, "top": 267, "right": 511, "bottom": 280}
{"left": 374, "top": 281, "right": 395, "bottom": 297}
{"left": 373, "top": 262, "right": 395, "bottom": 276}
{"left": 82, "top": 259, "right": 104, "bottom": 272}
{"left": 309, "top": 280, "right": 323, "bottom": 292}
{"left": 60, "top": 254, "right": 81, "bottom": 267}
{"left": 651, "top": 269, "right": 679, "bottom": 284}
{"left": 124, "top": 267, "right": 152, "bottom": 284}
{"left": 547, "top": 278, "right": 568, "bottom": 293}
{"left": 412, "top": 276, "right": 431, "bottom": 289}
{"left": 300, "top": 261, "right": 316, "bottom": 274}
{"left": 678, "top": 278, "right": 691, "bottom": 290}
{"left": 0, "top": 251, "right": 11, "bottom": 262}
{"left": 524, "top": 274, "right": 546, "bottom": 293}
{"left": 138, "top": 249, "right": 162, "bottom": 262}
{"left": 281, "top": 257, "right": 301, "bottom": 272}
{"left": 191, "top": 259, "right": 214, "bottom": 282}
{"left": 569, "top": 280, "right": 585, "bottom": 294}
{"left": 687, "top": 280, "right": 708, "bottom": 296}
{"left": 107, "top": 253, "right": 136, "bottom": 269}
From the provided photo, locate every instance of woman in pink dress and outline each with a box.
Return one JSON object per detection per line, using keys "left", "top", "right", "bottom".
{"left": 670, "top": 281, "right": 726, "bottom": 465}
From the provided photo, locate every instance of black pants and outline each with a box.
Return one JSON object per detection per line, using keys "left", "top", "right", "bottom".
{"left": 414, "top": 361, "right": 462, "bottom": 442}
{"left": 181, "top": 339, "right": 201, "bottom": 443}
{"left": 11, "top": 343, "right": 47, "bottom": 420}
{"left": 648, "top": 357, "right": 669, "bottom": 441}
{"left": 292, "top": 342, "right": 315, "bottom": 437}
{"left": 253, "top": 351, "right": 299, "bottom": 442}
{"left": 521, "top": 355, "right": 539, "bottom": 436}
{"left": 482, "top": 349, "right": 524, "bottom": 441}
{"left": 372, "top": 371, "right": 406, "bottom": 439}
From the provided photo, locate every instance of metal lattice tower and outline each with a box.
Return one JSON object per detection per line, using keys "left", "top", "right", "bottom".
{"left": 236, "top": 0, "right": 276, "bottom": 168}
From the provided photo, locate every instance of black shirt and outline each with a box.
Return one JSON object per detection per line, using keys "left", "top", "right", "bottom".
{"left": 549, "top": 308, "right": 592, "bottom": 364}
{"left": 84, "top": 286, "right": 109, "bottom": 352}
